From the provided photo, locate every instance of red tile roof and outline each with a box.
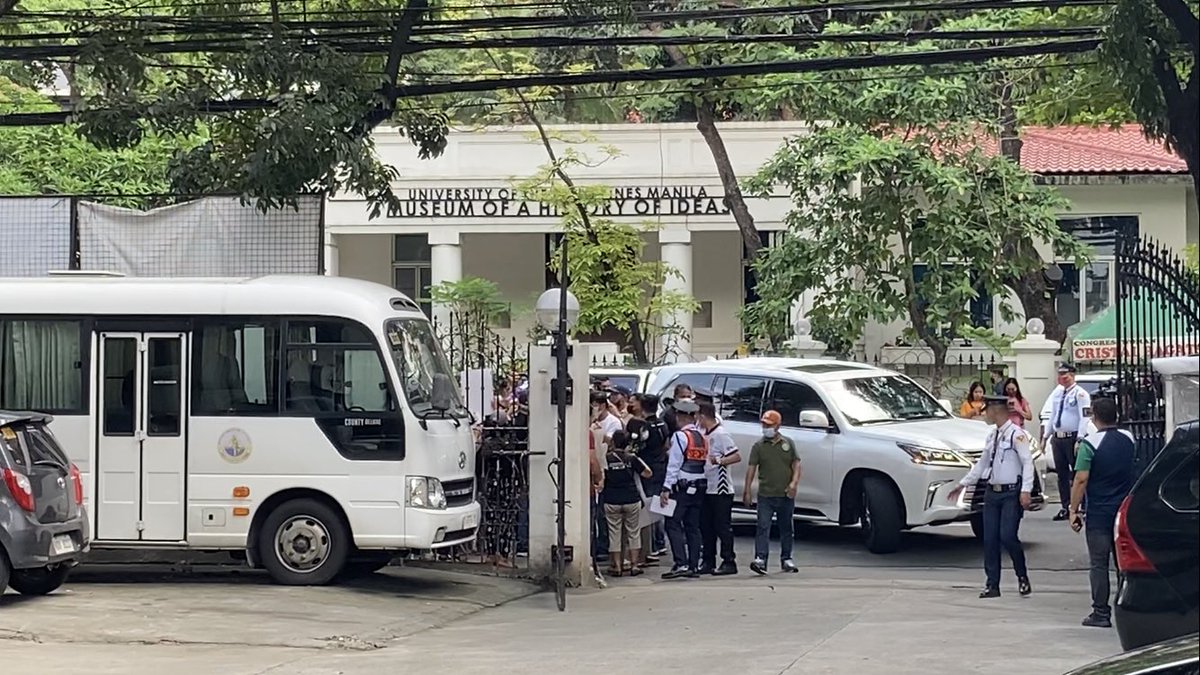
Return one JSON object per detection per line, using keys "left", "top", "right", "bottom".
{"left": 998, "top": 125, "right": 1187, "bottom": 175}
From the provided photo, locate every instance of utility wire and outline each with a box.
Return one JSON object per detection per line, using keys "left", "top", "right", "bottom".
{"left": 0, "top": 36, "right": 1101, "bottom": 126}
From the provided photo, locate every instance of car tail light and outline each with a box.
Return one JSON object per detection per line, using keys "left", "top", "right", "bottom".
{"left": 69, "top": 463, "right": 84, "bottom": 505}
{"left": 1115, "top": 494, "right": 1156, "bottom": 574}
{"left": 2, "top": 468, "right": 35, "bottom": 512}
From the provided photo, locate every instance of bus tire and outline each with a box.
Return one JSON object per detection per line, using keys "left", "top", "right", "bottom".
{"left": 259, "top": 498, "right": 349, "bottom": 586}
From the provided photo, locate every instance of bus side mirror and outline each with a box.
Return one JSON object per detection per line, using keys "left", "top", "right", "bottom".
{"left": 431, "top": 373, "right": 455, "bottom": 412}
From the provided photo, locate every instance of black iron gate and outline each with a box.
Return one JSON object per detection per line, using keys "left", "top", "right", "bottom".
{"left": 434, "top": 314, "right": 534, "bottom": 569}
{"left": 1114, "top": 233, "right": 1200, "bottom": 472}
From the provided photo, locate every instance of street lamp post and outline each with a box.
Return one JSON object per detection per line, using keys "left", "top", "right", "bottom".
{"left": 534, "top": 282, "right": 579, "bottom": 611}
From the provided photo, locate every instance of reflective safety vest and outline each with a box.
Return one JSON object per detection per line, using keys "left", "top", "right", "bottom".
{"left": 680, "top": 428, "right": 709, "bottom": 475}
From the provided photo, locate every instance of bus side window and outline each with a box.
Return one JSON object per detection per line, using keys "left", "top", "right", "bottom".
{"left": 193, "top": 320, "right": 280, "bottom": 415}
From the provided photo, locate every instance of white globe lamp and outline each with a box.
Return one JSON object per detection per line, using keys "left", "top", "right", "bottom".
{"left": 794, "top": 317, "right": 812, "bottom": 338}
{"left": 535, "top": 288, "right": 580, "bottom": 333}
{"left": 1025, "top": 317, "right": 1045, "bottom": 336}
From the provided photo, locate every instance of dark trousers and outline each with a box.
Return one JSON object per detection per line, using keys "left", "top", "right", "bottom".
{"left": 1051, "top": 435, "right": 1078, "bottom": 509}
{"left": 755, "top": 496, "right": 796, "bottom": 563}
{"left": 1086, "top": 526, "right": 1117, "bottom": 618}
{"left": 982, "top": 488, "right": 1028, "bottom": 588}
{"left": 666, "top": 489, "right": 704, "bottom": 570}
{"left": 700, "top": 493, "right": 735, "bottom": 569}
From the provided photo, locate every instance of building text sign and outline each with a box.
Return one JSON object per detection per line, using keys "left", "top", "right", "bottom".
{"left": 386, "top": 186, "right": 732, "bottom": 219}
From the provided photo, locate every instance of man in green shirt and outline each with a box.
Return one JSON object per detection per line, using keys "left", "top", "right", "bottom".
{"left": 742, "top": 410, "right": 802, "bottom": 575}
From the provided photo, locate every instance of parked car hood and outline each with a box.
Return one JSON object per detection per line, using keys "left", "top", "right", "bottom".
{"left": 853, "top": 417, "right": 993, "bottom": 453}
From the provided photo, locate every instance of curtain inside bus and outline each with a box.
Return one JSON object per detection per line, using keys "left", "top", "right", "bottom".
{"left": 0, "top": 320, "right": 83, "bottom": 411}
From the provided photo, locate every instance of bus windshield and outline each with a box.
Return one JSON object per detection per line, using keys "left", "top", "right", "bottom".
{"left": 385, "top": 318, "right": 466, "bottom": 419}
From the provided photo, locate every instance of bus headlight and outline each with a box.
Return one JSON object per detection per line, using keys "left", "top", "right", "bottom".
{"left": 407, "top": 477, "right": 447, "bottom": 510}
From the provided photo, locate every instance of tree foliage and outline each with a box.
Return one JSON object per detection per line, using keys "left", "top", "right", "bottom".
{"left": 1100, "top": 0, "right": 1199, "bottom": 201}
{"left": 744, "top": 123, "right": 1087, "bottom": 395}
{"left": 515, "top": 136, "right": 697, "bottom": 364}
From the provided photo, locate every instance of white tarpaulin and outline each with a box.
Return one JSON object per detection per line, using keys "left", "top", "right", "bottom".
{"left": 0, "top": 197, "right": 72, "bottom": 276}
{"left": 78, "top": 196, "right": 322, "bottom": 276}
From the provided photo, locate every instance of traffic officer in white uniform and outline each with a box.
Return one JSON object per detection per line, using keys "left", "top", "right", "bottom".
{"left": 950, "top": 396, "right": 1035, "bottom": 599}
{"left": 1039, "top": 363, "right": 1093, "bottom": 521}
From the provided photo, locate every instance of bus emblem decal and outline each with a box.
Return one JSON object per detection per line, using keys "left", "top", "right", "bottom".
{"left": 458, "top": 451, "right": 467, "bottom": 470}
{"left": 218, "top": 429, "right": 253, "bottom": 464}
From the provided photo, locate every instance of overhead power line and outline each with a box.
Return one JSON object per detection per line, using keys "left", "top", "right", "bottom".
{"left": 0, "top": 37, "right": 1102, "bottom": 126}
{"left": 0, "top": 26, "right": 1104, "bottom": 61}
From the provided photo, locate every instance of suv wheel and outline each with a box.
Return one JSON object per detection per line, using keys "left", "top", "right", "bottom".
{"left": 860, "top": 476, "right": 903, "bottom": 554}
{"left": 7, "top": 565, "right": 70, "bottom": 596}
{"left": 0, "top": 550, "right": 10, "bottom": 593}
{"left": 259, "top": 498, "right": 349, "bottom": 586}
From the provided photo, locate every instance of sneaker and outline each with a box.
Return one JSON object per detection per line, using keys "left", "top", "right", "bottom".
{"left": 662, "top": 566, "right": 691, "bottom": 580}
{"left": 781, "top": 559, "right": 799, "bottom": 574}
{"left": 1053, "top": 508, "right": 1069, "bottom": 521}
{"left": 979, "top": 586, "right": 1001, "bottom": 599}
{"left": 713, "top": 563, "right": 738, "bottom": 576}
{"left": 750, "top": 559, "right": 767, "bottom": 576}
{"left": 653, "top": 547, "right": 670, "bottom": 557}
{"left": 1082, "top": 613, "right": 1112, "bottom": 628}
{"left": 1018, "top": 577, "right": 1032, "bottom": 597}
{"left": 686, "top": 568, "right": 701, "bottom": 579}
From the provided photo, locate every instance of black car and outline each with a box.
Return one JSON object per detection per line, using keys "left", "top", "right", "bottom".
{"left": 1065, "top": 633, "right": 1199, "bottom": 675}
{"left": 1114, "top": 420, "right": 1200, "bottom": 651}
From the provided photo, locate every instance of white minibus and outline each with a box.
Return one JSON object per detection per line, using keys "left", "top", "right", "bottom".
{"left": 0, "top": 274, "right": 480, "bottom": 584}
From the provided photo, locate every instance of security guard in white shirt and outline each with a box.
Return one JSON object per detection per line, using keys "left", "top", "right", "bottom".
{"left": 950, "top": 396, "right": 1035, "bottom": 599}
{"left": 1039, "top": 363, "right": 1093, "bottom": 520}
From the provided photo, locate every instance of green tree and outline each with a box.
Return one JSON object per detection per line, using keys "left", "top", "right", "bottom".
{"left": 1101, "top": 0, "right": 1199, "bottom": 204}
{"left": 514, "top": 133, "right": 697, "bottom": 364}
{"left": 744, "top": 125, "right": 1087, "bottom": 396}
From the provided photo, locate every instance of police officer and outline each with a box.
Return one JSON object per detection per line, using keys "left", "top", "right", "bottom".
{"left": 659, "top": 399, "right": 708, "bottom": 579}
{"left": 1039, "top": 363, "right": 1093, "bottom": 521}
{"left": 950, "top": 396, "right": 1035, "bottom": 599}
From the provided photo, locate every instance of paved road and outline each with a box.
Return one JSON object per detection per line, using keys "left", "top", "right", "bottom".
{"left": 1, "top": 495, "right": 1119, "bottom": 674}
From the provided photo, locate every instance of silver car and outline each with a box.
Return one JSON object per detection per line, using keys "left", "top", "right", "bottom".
{"left": 1, "top": 411, "right": 90, "bottom": 598}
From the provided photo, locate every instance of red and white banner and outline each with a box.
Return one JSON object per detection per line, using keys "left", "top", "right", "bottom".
{"left": 1072, "top": 338, "right": 1200, "bottom": 363}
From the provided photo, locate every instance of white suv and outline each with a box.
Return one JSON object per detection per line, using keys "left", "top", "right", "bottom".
{"left": 646, "top": 358, "right": 1047, "bottom": 553}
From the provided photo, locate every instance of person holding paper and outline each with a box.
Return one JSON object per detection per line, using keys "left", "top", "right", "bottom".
{"left": 659, "top": 399, "right": 708, "bottom": 579}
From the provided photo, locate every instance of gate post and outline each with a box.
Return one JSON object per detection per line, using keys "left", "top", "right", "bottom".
{"left": 1007, "top": 321, "right": 1062, "bottom": 442}
{"left": 527, "top": 342, "right": 592, "bottom": 586}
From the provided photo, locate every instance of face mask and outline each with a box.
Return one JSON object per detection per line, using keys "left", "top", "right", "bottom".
{"left": 763, "top": 428, "right": 777, "bottom": 439}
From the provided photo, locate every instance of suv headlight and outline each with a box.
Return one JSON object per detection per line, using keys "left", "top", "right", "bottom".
{"left": 406, "top": 476, "right": 447, "bottom": 509}
{"left": 897, "top": 443, "right": 970, "bottom": 468}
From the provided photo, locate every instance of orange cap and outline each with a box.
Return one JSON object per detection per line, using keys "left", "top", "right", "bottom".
{"left": 760, "top": 410, "right": 782, "bottom": 426}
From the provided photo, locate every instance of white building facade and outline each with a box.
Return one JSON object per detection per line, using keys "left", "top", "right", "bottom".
{"left": 326, "top": 122, "right": 1198, "bottom": 362}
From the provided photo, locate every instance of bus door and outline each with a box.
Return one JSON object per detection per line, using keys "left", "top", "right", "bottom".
{"left": 95, "top": 332, "right": 187, "bottom": 541}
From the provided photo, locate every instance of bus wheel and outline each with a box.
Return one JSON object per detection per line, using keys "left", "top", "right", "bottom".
{"left": 259, "top": 498, "right": 349, "bottom": 586}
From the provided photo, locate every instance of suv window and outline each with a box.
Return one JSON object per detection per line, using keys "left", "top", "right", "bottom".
{"left": 769, "top": 380, "right": 829, "bottom": 427}
{"left": 663, "top": 373, "right": 715, "bottom": 399}
{"left": 716, "top": 376, "right": 767, "bottom": 423}
{"left": 1160, "top": 451, "right": 1199, "bottom": 513}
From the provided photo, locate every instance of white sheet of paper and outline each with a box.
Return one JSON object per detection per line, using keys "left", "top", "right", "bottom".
{"left": 649, "top": 498, "right": 677, "bottom": 518}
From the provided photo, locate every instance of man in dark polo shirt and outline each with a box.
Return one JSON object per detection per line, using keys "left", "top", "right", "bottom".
{"left": 743, "top": 410, "right": 801, "bottom": 575}
{"left": 1069, "top": 396, "right": 1136, "bottom": 628}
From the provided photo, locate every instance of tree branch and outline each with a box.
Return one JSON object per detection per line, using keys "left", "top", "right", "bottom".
{"left": 1153, "top": 0, "right": 1200, "bottom": 56}
{"left": 362, "top": 0, "right": 428, "bottom": 130}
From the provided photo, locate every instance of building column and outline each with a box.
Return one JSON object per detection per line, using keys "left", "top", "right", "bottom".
{"left": 323, "top": 232, "right": 339, "bottom": 276}
{"left": 429, "top": 231, "right": 462, "bottom": 327}
{"left": 659, "top": 227, "right": 693, "bottom": 362}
